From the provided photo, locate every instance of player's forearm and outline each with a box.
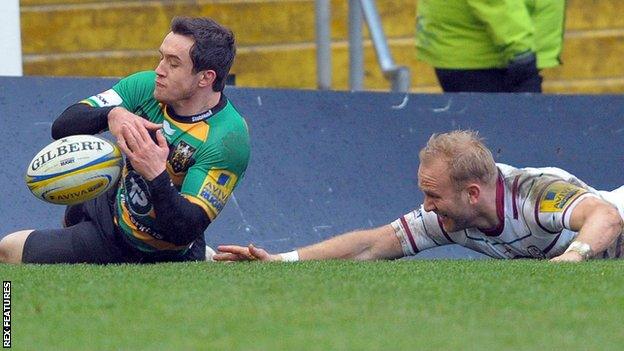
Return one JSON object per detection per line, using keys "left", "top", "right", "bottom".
{"left": 296, "top": 227, "right": 400, "bottom": 261}
{"left": 51, "top": 103, "right": 113, "bottom": 139}
{"left": 573, "top": 206, "right": 623, "bottom": 257}
{"left": 296, "top": 232, "right": 371, "bottom": 261}
{"left": 147, "top": 171, "right": 211, "bottom": 245}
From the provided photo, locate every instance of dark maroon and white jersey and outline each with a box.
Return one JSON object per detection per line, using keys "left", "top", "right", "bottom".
{"left": 392, "top": 163, "right": 624, "bottom": 259}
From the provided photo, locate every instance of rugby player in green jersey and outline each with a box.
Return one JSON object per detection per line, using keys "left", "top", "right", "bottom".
{"left": 0, "top": 17, "right": 250, "bottom": 264}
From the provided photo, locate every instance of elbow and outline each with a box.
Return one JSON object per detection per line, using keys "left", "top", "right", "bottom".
{"left": 609, "top": 207, "right": 623, "bottom": 233}
{"left": 51, "top": 109, "right": 72, "bottom": 139}
{"left": 167, "top": 225, "right": 207, "bottom": 246}
{"left": 50, "top": 122, "right": 63, "bottom": 140}
{"left": 165, "top": 217, "right": 210, "bottom": 246}
{"left": 602, "top": 206, "right": 623, "bottom": 243}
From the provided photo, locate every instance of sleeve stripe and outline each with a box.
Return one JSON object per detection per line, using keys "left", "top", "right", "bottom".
{"left": 183, "top": 194, "right": 217, "bottom": 221}
{"left": 561, "top": 192, "right": 592, "bottom": 228}
{"left": 400, "top": 216, "right": 419, "bottom": 253}
{"left": 512, "top": 175, "right": 520, "bottom": 219}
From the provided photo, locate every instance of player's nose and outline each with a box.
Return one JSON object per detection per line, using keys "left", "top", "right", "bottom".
{"left": 423, "top": 196, "right": 435, "bottom": 212}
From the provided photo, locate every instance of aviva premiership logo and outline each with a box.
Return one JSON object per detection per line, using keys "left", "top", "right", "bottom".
{"left": 539, "top": 182, "right": 585, "bottom": 213}
{"left": 199, "top": 169, "right": 237, "bottom": 215}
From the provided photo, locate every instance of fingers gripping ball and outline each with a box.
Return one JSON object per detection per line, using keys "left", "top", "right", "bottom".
{"left": 25, "top": 135, "right": 123, "bottom": 205}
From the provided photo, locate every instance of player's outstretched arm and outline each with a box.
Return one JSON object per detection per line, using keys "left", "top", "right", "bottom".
{"left": 551, "top": 197, "right": 623, "bottom": 262}
{"left": 214, "top": 224, "right": 405, "bottom": 262}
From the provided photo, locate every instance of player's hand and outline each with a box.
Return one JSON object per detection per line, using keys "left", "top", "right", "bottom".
{"left": 550, "top": 250, "right": 584, "bottom": 262}
{"left": 108, "top": 106, "right": 162, "bottom": 144}
{"left": 117, "top": 126, "right": 169, "bottom": 180}
{"left": 214, "top": 244, "right": 281, "bottom": 262}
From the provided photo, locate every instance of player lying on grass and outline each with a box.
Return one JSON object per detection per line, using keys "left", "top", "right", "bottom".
{"left": 0, "top": 17, "right": 249, "bottom": 264}
{"left": 215, "top": 130, "right": 623, "bottom": 263}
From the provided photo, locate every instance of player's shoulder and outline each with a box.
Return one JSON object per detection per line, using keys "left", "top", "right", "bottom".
{"left": 497, "top": 163, "right": 583, "bottom": 186}
{"left": 498, "top": 163, "right": 590, "bottom": 211}
{"left": 209, "top": 97, "right": 249, "bottom": 137}
{"left": 114, "top": 71, "right": 156, "bottom": 92}
{"left": 215, "top": 96, "right": 245, "bottom": 121}
{"left": 507, "top": 164, "right": 592, "bottom": 222}
{"left": 124, "top": 70, "right": 157, "bottom": 82}
{"left": 192, "top": 97, "right": 250, "bottom": 170}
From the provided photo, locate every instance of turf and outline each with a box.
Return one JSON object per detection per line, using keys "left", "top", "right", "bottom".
{"left": 2, "top": 260, "right": 623, "bottom": 350}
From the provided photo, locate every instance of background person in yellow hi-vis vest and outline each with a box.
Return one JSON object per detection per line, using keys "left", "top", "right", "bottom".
{"left": 415, "top": 0, "right": 565, "bottom": 92}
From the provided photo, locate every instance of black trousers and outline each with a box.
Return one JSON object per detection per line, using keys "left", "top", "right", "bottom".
{"left": 435, "top": 68, "right": 543, "bottom": 93}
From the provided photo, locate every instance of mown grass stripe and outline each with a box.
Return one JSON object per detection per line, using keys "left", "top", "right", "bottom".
{"left": 3, "top": 260, "right": 622, "bottom": 350}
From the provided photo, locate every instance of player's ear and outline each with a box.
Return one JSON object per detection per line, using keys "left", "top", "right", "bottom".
{"left": 466, "top": 184, "right": 480, "bottom": 205}
{"left": 198, "top": 70, "right": 216, "bottom": 89}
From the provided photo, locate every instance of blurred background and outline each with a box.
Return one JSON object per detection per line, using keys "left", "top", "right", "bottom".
{"left": 10, "top": 0, "right": 624, "bottom": 93}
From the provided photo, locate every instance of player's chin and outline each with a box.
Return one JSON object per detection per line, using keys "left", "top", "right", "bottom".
{"left": 153, "top": 89, "right": 170, "bottom": 104}
{"left": 439, "top": 216, "right": 458, "bottom": 232}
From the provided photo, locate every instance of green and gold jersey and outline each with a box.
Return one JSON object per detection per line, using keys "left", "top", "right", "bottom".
{"left": 81, "top": 71, "right": 250, "bottom": 252}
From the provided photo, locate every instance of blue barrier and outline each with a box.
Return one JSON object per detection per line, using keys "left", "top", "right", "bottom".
{"left": 0, "top": 76, "right": 622, "bottom": 258}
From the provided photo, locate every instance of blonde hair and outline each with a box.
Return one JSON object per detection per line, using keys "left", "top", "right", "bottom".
{"left": 419, "top": 130, "right": 497, "bottom": 186}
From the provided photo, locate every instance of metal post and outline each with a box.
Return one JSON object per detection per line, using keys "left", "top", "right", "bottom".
{"left": 348, "top": 0, "right": 364, "bottom": 91}
{"left": 391, "top": 66, "right": 411, "bottom": 93}
{"left": 360, "top": 0, "right": 393, "bottom": 71}
{"left": 315, "top": 0, "right": 332, "bottom": 90}
{"left": 360, "top": 0, "right": 410, "bottom": 93}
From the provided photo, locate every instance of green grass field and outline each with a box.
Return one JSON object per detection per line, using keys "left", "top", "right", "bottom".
{"left": 3, "top": 260, "right": 623, "bottom": 350}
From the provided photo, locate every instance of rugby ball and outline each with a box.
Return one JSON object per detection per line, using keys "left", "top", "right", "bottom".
{"left": 25, "top": 134, "right": 123, "bottom": 205}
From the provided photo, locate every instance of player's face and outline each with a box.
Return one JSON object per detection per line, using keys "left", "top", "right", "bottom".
{"left": 153, "top": 32, "right": 204, "bottom": 104}
{"left": 418, "top": 159, "right": 476, "bottom": 232}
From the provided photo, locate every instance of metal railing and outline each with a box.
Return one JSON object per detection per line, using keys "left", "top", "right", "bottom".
{"left": 315, "top": 0, "right": 411, "bottom": 92}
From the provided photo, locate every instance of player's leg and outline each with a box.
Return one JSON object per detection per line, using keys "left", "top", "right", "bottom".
{"left": 0, "top": 230, "right": 35, "bottom": 264}
{"left": 1, "top": 201, "right": 95, "bottom": 264}
{"left": 20, "top": 221, "right": 128, "bottom": 264}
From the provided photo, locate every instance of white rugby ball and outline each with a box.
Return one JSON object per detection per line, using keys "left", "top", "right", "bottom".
{"left": 25, "top": 134, "right": 123, "bottom": 205}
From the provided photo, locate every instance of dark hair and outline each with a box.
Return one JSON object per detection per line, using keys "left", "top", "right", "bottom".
{"left": 171, "top": 17, "right": 236, "bottom": 92}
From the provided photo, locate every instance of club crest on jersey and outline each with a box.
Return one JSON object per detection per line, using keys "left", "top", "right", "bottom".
{"left": 539, "top": 182, "right": 585, "bottom": 213}
{"left": 169, "top": 141, "right": 197, "bottom": 173}
{"left": 199, "top": 169, "right": 238, "bottom": 214}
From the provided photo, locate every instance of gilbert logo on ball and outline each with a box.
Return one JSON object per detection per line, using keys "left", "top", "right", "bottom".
{"left": 25, "top": 135, "right": 123, "bottom": 205}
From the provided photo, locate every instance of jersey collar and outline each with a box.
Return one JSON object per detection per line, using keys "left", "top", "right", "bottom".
{"left": 165, "top": 93, "right": 227, "bottom": 123}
